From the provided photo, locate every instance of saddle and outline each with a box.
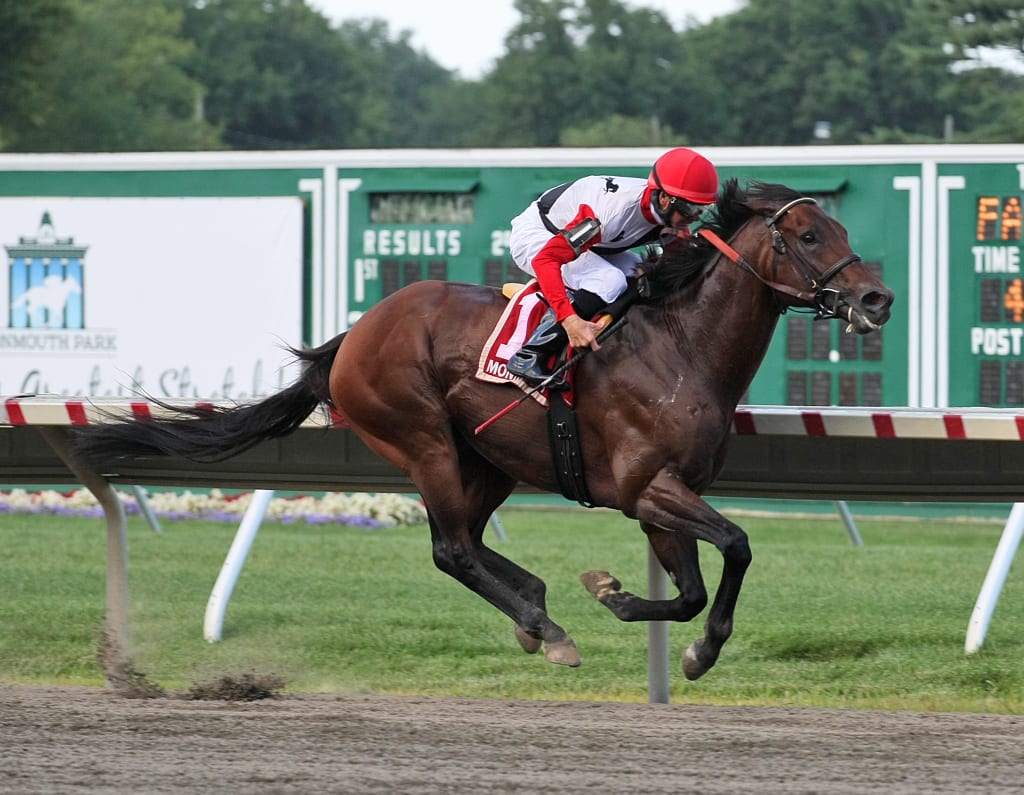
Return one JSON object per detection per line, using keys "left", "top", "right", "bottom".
{"left": 475, "top": 281, "right": 558, "bottom": 404}
{"left": 475, "top": 280, "right": 639, "bottom": 396}
{"left": 475, "top": 280, "right": 639, "bottom": 507}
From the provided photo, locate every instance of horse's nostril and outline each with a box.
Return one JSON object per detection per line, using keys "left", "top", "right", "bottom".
{"left": 863, "top": 290, "right": 894, "bottom": 311}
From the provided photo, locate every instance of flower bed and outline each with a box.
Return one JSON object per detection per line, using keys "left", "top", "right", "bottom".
{"left": 0, "top": 488, "right": 427, "bottom": 529}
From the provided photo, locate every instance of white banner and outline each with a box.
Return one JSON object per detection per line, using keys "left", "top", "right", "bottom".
{"left": 0, "top": 197, "right": 303, "bottom": 399}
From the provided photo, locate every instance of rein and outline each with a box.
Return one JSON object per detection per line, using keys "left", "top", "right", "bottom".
{"left": 684, "top": 197, "right": 862, "bottom": 319}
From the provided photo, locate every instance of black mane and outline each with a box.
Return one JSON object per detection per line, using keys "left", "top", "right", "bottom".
{"left": 641, "top": 179, "right": 805, "bottom": 299}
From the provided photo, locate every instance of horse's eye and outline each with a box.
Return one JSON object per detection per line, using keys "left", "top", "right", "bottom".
{"left": 800, "top": 231, "right": 817, "bottom": 245}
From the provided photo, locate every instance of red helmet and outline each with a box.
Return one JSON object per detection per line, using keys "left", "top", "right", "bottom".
{"left": 648, "top": 147, "right": 719, "bottom": 205}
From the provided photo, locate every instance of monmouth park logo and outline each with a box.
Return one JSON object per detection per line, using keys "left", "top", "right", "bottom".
{"left": 5, "top": 212, "right": 86, "bottom": 329}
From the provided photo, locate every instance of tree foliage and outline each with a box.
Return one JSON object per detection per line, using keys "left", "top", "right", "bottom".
{"left": 175, "top": 0, "right": 377, "bottom": 148}
{"left": 9, "top": 0, "right": 220, "bottom": 152}
{"left": 1, "top": 0, "right": 1023, "bottom": 152}
{"left": 0, "top": 0, "right": 75, "bottom": 149}
{"left": 901, "top": 0, "right": 1024, "bottom": 141}
{"left": 935, "top": 0, "right": 1024, "bottom": 58}
{"left": 559, "top": 113, "right": 688, "bottom": 147}
{"left": 670, "top": 0, "right": 959, "bottom": 145}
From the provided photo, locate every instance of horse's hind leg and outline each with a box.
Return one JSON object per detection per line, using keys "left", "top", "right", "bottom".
{"left": 474, "top": 547, "right": 547, "bottom": 654}
{"left": 475, "top": 547, "right": 547, "bottom": 654}
{"left": 460, "top": 454, "right": 548, "bottom": 655}
{"left": 427, "top": 513, "right": 579, "bottom": 666}
{"left": 421, "top": 445, "right": 580, "bottom": 667}
{"left": 581, "top": 522, "right": 708, "bottom": 623}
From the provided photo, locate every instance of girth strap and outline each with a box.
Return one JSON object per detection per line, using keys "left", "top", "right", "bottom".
{"left": 546, "top": 392, "right": 595, "bottom": 508}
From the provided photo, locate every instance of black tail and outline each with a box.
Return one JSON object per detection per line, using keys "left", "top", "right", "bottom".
{"left": 71, "top": 335, "right": 344, "bottom": 469}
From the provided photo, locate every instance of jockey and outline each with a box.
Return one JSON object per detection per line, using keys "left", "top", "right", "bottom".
{"left": 506, "top": 146, "right": 719, "bottom": 387}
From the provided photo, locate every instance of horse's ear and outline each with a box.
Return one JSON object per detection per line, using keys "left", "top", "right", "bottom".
{"left": 719, "top": 178, "right": 742, "bottom": 207}
{"left": 639, "top": 240, "right": 660, "bottom": 266}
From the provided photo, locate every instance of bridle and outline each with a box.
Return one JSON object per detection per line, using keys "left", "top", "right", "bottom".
{"left": 687, "top": 197, "right": 862, "bottom": 319}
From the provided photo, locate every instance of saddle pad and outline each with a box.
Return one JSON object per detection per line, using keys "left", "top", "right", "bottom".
{"left": 475, "top": 280, "right": 551, "bottom": 406}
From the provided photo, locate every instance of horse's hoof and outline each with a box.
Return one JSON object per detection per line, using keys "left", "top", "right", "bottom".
{"left": 580, "top": 570, "right": 621, "bottom": 602}
{"left": 544, "top": 637, "right": 582, "bottom": 667}
{"left": 682, "top": 639, "right": 716, "bottom": 681}
{"left": 514, "top": 624, "right": 542, "bottom": 654}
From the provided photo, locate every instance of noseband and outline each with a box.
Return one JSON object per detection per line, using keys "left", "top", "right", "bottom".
{"left": 695, "top": 197, "right": 862, "bottom": 319}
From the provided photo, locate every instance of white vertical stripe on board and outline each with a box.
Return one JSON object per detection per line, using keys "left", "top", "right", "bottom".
{"left": 919, "top": 161, "right": 939, "bottom": 408}
{"left": 322, "top": 166, "right": 338, "bottom": 344}
{"left": 298, "top": 178, "right": 323, "bottom": 345}
{"left": 338, "top": 178, "right": 363, "bottom": 334}
{"left": 937, "top": 176, "right": 966, "bottom": 409}
{"left": 893, "top": 176, "right": 922, "bottom": 407}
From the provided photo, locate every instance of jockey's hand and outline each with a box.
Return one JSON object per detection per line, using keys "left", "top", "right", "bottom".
{"left": 561, "top": 313, "right": 605, "bottom": 352}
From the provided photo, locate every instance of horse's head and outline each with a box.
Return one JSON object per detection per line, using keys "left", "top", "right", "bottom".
{"left": 644, "top": 180, "right": 894, "bottom": 334}
{"left": 725, "top": 181, "right": 894, "bottom": 333}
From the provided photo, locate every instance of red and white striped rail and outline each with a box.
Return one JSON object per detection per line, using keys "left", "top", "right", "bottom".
{"left": 0, "top": 397, "right": 341, "bottom": 428}
{"left": 733, "top": 405, "right": 1024, "bottom": 441}
{"left": 6, "top": 396, "right": 1024, "bottom": 441}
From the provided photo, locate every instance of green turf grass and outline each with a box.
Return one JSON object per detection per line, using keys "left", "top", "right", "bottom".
{"left": 1, "top": 507, "right": 1021, "bottom": 712}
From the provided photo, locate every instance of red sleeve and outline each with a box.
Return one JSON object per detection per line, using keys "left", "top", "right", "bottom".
{"left": 531, "top": 205, "right": 602, "bottom": 322}
{"left": 531, "top": 235, "right": 577, "bottom": 321}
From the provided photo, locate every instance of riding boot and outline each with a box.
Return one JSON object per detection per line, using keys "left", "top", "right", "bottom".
{"left": 507, "top": 308, "right": 570, "bottom": 389}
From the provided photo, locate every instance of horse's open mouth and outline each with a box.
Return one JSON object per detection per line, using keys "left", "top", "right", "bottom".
{"left": 841, "top": 304, "right": 891, "bottom": 334}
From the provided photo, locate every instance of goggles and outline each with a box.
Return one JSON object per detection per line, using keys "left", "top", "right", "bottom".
{"left": 663, "top": 194, "right": 707, "bottom": 222}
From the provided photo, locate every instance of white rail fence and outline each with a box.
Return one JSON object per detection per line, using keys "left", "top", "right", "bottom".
{"left": 3, "top": 397, "right": 1023, "bottom": 701}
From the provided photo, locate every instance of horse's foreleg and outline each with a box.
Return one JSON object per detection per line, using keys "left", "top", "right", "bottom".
{"left": 580, "top": 524, "right": 707, "bottom": 622}
{"left": 679, "top": 517, "right": 750, "bottom": 681}
{"left": 631, "top": 478, "right": 752, "bottom": 681}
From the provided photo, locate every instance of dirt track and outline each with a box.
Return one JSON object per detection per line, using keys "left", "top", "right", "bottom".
{"left": 1, "top": 685, "right": 1022, "bottom": 794}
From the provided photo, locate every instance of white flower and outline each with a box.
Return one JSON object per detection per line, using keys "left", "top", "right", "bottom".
{"left": 0, "top": 488, "right": 426, "bottom": 528}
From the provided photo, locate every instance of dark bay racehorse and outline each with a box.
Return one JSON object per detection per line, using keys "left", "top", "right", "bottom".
{"left": 72, "top": 179, "right": 893, "bottom": 679}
